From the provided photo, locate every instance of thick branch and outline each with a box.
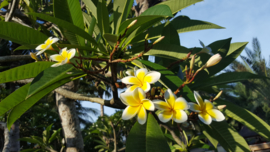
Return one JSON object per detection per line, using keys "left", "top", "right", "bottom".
{"left": 55, "top": 88, "right": 125, "bottom": 109}
{"left": 5, "top": 0, "right": 17, "bottom": 22}
{"left": 160, "top": 124, "right": 183, "bottom": 146}
{"left": 0, "top": 55, "right": 33, "bottom": 63}
{"left": 110, "top": 121, "right": 117, "bottom": 152}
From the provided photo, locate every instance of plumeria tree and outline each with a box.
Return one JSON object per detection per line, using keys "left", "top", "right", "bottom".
{"left": 1, "top": 0, "right": 270, "bottom": 152}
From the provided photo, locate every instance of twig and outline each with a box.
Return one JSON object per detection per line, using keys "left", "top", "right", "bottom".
{"left": 167, "top": 50, "right": 193, "bottom": 69}
{"left": 5, "top": 0, "right": 17, "bottom": 22}
{"left": 109, "top": 121, "right": 118, "bottom": 152}
{"left": 160, "top": 124, "right": 183, "bottom": 146}
{"left": 0, "top": 55, "right": 33, "bottom": 63}
{"left": 74, "top": 56, "right": 108, "bottom": 61}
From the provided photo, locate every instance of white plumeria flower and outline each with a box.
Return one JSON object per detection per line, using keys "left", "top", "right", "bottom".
{"left": 205, "top": 53, "right": 222, "bottom": 68}
{"left": 50, "top": 47, "right": 75, "bottom": 67}
{"left": 122, "top": 68, "right": 161, "bottom": 92}
{"left": 120, "top": 87, "right": 155, "bottom": 125}
{"left": 36, "top": 37, "right": 59, "bottom": 55}
{"left": 199, "top": 40, "right": 212, "bottom": 55}
{"left": 154, "top": 89, "right": 189, "bottom": 123}
{"left": 188, "top": 91, "right": 225, "bottom": 125}
{"left": 125, "top": 67, "right": 138, "bottom": 76}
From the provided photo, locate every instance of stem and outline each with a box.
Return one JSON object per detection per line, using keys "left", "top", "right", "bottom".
{"left": 167, "top": 51, "right": 193, "bottom": 69}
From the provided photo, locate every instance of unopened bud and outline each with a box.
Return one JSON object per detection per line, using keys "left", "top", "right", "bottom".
{"left": 145, "top": 33, "right": 149, "bottom": 40}
{"left": 153, "top": 36, "right": 165, "bottom": 45}
{"left": 30, "top": 52, "right": 39, "bottom": 61}
{"left": 151, "top": 87, "right": 156, "bottom": 96}
{"left": 190, "top": 55, "right": 195, "bottom": 71}
{"left": 205, "top": 53, "right": 222, "bottom": 68}
{"left": 127, "top": 20, "right": 137, "bottom": 29}
{"left": 213, "top": 91, "right": 223, "bottom": 101}
{"left": 217, "top": 105, "right": 226, "bottom": 110}
{"left": 120, "top": 70, "right": 123, "bottom": 78}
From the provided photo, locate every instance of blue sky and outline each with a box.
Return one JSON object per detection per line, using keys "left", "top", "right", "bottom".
{"left": 83, "top": 0, "right": 270, "bottom": 121}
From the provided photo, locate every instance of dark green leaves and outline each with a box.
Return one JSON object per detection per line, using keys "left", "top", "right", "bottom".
{"left": 97, "top": 0, "right": 109, "bottom": 35}
{"left": 0, "top": 22, "right": 47, "bottom": 45}
{"left": 126, "top": 113, "right": 170, "bottom": 152}
{"left": 158, "top": 0, "right": 203, "bottom": 14}
{"left": 141, "top": 5, "right": 173, "bottom": 17}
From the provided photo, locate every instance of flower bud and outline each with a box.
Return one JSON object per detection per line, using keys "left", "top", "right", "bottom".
{"left": 145, "top": 33, "right": 149, "bottom": 40}
{"left": 213, "top": 90, "right": 223, "bottom": 101}
{"left": 151, "top": 87, "right": 156, "bottom": 96}
{"left": 127, "top": 20, "right": 137, "bottom": 29}
{"left": 190, "top": 55, "right": 195, "bottom": 71}
{"left": 217, "top": 105, "right": 226, "bottom": 110}
{"left": 205, "top": 54, "right": 222, "bottom": 68}
{"left": 30, "top": 52, "right": 39, "bottom": 61}
{"left": 120, "top": 70, "right": 123, "bottom": 78}
{"left": 153, "top": 36, "right": 165, "bottom": 45}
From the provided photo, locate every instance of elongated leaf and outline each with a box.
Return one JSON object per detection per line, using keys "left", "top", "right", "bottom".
{"left": 97, "top": 0, "right": 109, "bottom": 35}
{"left": 19, "top": 137, "right": 40, "bottom": 144}
{"left": 203, "top": 122, "right": 250, "bottom": 152}
{"left": 103, "top": 33, "right": 118, "bottom": 47}
{"left": 141, "top": 5, "right": 173, "bottom": 17}
{"left": 146, "top": 113, "right": 170, "bottom": 152}
{"left": 190, "top": 72, "right": 269, "bottom": 90}
{"left": 200, "top": 124, "right": 218, "bottom": 148}
{"left": 0, "top": 0, "right": 9, "bottom": 9}
{"left": 82, "top": 0, "right": 97, "bottom": 19}
{"left": 158, "top": 0, "right": 203, "bottom": 14}
{"left": 132, "top": 60, "right": 195, "bottom": 102}
{"left": 32, "top": 13, "right": 97, "bottom": 46}
{"left": 27, "top": 64, "right": 84, "bottom": 97}
{"left": 0, "top": 62, "right": 53, "bottom": 84}
{"left": 0, "top": 22, "right": 47, "bottom": 45}
{"left": 215, "top": 100, "right": 270, "bottom": 141}
{"left": 54, "top": 0, "right": 85, "bottom": 46}
{"left": 15, "top": 44, "right": 97, "bottom": 52}
{"left": 161, "top": 22, "right": 180, "bottom": 45}
{"left": 171, "top": 16, "right": 224, "bottom": 33}
{"left": 7, "top": 75, "right": 85, "bottom": 129}
{"left": 49, "top": 128, "right": 61, "bottom": 144}
{"left": 113, "top": 0, "right": 133, "bottom": 34}
{"left": 126, "top": 122, "right": 146, "bottom": 152}
{"left": 43, "top": 124, "right": 53, "bottom": 144}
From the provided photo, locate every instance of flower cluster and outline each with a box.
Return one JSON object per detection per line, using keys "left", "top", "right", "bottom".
{"left": 35, "top": 37, "right": 76, "bottom": 67}
{"left": 120, "top": 68, "right": 225, "bottom": 125}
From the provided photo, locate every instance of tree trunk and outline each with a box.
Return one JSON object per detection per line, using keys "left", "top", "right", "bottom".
{"left": 9, "top": 120, "right": 20, "bottom": 152}
{"left": 0, "top": 122, "right": 10, "bottom": 152}
{"left": 56, "top": 81, "right": 84, "bottom": 152}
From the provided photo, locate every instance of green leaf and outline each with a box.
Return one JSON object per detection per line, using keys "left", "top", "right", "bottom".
{"left": 20, "top": 137, "right": 40, "bottom": 144}
{"left": 97, "top": 0, "right": 109, "bottom": 35}
{"left": 215, "top": 100, "right": 270, "bottom": 141}
{"left": 0, "top": 22, "right": 47, "bottom": 45}
{"left": 161, "top": 22, "right": 180, "bottom": 45}
{"left": 132, "top": 60, "right": 195, "bottom": 102}
{"left": 203, "top": 122, "right": 250, "bottom": 152}
{"left": 103, "top": 33, "right": 118, "bottom": 47}
{"left": 32, "top": 13, "right": 97, "bottom": 46}
{"left": 113, "top": 0, "right": 133, "bottom": 34}
{"left": 43, "top": 123, "right": 53, "bottom": 144}
{"left": 0, "top": 0, "right": 9, "bottom": 9}
{"left": 82, "top": 0, "right": 97, "bottom": 19}
{"left": 7, "top": 74, "right": 84, "bottom": 129}
{"left": 171, "top": 16, "right": 225, "bottom": 33}
{"left": 158, "top": 0, "right": 203, "bottom": 15}
{"left": 54, "top": 0, "right": 85, "bottom": 46}
{"left": 15, "top": 44, "right": 97, "bottom": 52}
{"left": 146, "top": 113, "right": 171, "bottom": 152}
{"left": 141, "top": 5, "right": 173, "bottom": 17}
{"left": 190, "top": 72, "right": 269, "bottom": 90}
{"left": 27, "top": 64, "right": 84, "bottom": 97}
{"left": 0, "top": 62, "right": 53, "bottom": 84}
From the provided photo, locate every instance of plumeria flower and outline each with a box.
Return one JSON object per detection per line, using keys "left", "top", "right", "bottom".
{"left": 189, "top": 91, "right": 225, "bottom": 125}
{"left": 205, "top": 53, "right": 222, "bottom": 68}
{"left": 120, "top": 87, "right": 155, "bottom": 124}
{"left": 122, "top": 68, "right": 161, "bottom": 92}
{"left": 50, "top": 47, "right": 75, "bottom": 67}
{"left": 36, "top": 37, "right": 59, "bottom": 55}
{"left": 199, "top": 40, "right": 212, "bottom": 55}
{"left": 154, "top": 89, "right": 189, "bottom": 123}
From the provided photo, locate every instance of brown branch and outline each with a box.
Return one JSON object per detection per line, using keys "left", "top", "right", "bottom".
{"left": 167, "top": 51, "right": 193, "bottom": 69}
{"left": 55, "top": 88, "right": 125, "bottom": 109}
{"left": 118, "top": 147, "right": 126, "bottom": 152}
{"left": 160, "top": 124, "right": 183, "bottom": 146}
{"left": 74, "top": 56, "right": 108, "bottom": 61}
{"left": 110, "top": 121, "right": 118, "bottom": 152}
{"left": 0, "top": 55, "right": 33, "bottom": 63}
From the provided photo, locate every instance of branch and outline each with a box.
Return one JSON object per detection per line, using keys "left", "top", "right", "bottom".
{"left": 110, "top": 121, "right": 117, "bottom": 152}
{"left": 118, "top": 147, "right": 126, "bottom": 152}
{"left": 0, "top": 55, "right": 33, "bottom": 63}
{"left": 55, "top": 88, "right": 125, "bottom": 109}
{"left": 160, "top": 124, "right": 183, "bottom": 146}
{"left": 5, "top": 0, "right": 17, "bottom": 22}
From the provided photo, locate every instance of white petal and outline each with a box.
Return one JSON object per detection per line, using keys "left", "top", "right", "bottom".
{"left": 36, "top": 49, "right": 46, "bottom": 56}
{"left": 175, "top": 97, "right": 189, "bottom": 110}
{"left": 204, "top": 100, "right": 214, "bottom": 110}
{"left": 125, "top": 85, "right": 140, "bottom": 92}
{"left": 120, "top": 91, "right": 140, "bottom": 106}
{"left": 126, "top": 70, "right": 134, "bottom": 76}
{"left": 141, "top": 82, "right": 150, "bottom": 92}
{"left": 51, "top": 63, "right": 62, "bottom": 67}
{"left": 67, "top": 48, "right": 76, "bottom": 59}
{"left": 207, "top": 109, "right": 225, "bottom": 122}
{"left": 153, "top": 100, "right": 170, "bottom": 110}
{"left": 142, "top": 99, "right": 155, "bottom": 111}
{"left": 173, "top": 110, "right": 188, "bottom": 123}
{"left": 164, "top": 89, "right": 176, "bottom": 108}
{"left": 122, "top": 106, "right": 140, "bottom": 120}
{"left": 188, "top": 103, "right": 201, "bottom": 112}
{"left": 198, "top": 113, "right": 212, "bottom": 125}
{"left": 121, "top": 76, "right": 140, "bottom": 85}
{"left": 51, "top": 37, "right": 59, "bottom": 44}
{"left": 137, "top": 106, "right": 147, "bottom": 125}
{"left": 135, "top": 68, "right": 148, "bottom": 82}
{"left": 158, "top": 111, "right": 173, "bottom": 123}
{"left": 144, "top": 71, "right": 161, "bottom": 84}
{"left": 61, "top": 58, "right": 68, "bottom": 64}
{"left": 59, "top": 47, "right": 67, "bottom": 55}
{"left": 136, "top": 88, "right": 146, "bottom": 101}
{"left": 194, "top": 91, "right": 204, "bottom": 107}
